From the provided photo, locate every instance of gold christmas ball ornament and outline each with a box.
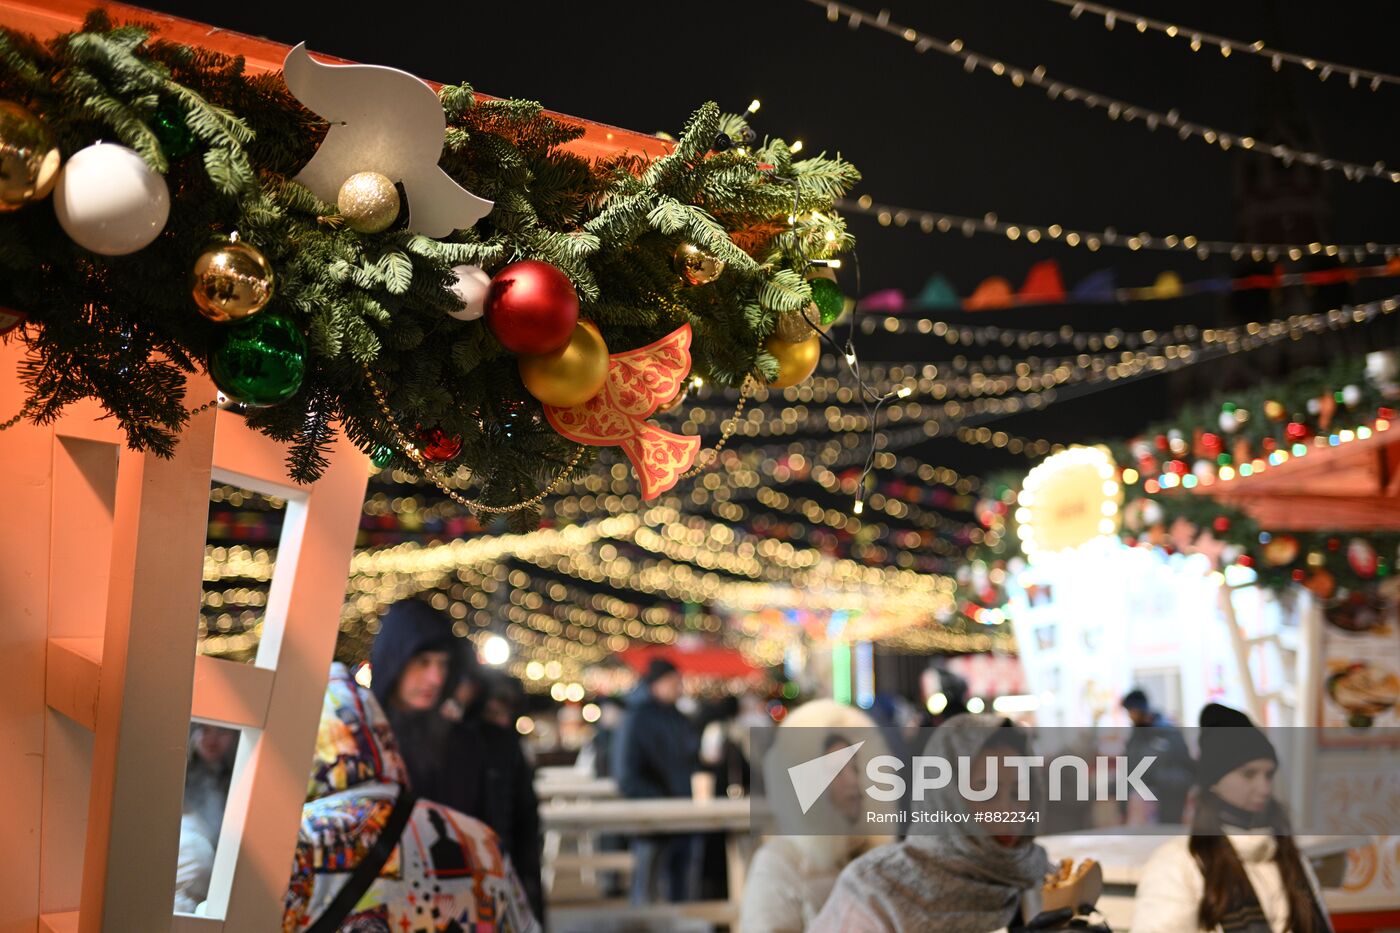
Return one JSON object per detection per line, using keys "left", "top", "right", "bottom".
{"left": 774, "top": 308, "right": 816, "bottom": 343}
{"left": 519, "top": 320, "right": 610, "bottom": 407}
{"left": 337, "top": 171, "right": 400, "bottom": 233}
{"left": 765, "top": 333, "right": 821, "bottom": 389}
{"left": 673, "top": 242, "right": 725, "bottom": 286}
{"left": 191, "top": 236, "right": 275, "bottom": 322}
{"left": 1262, "top": 534, "right": 1300, "bottom": 566}
{"left": 0, "top": 101, "right": 61, "bottom": 211}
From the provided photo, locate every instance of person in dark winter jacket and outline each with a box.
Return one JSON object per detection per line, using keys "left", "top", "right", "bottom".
{"left": 613, "top": 658, "right": 702, "bottom": 903}
{"left": 370, "top": 599, "right": 544, "bottom": 920}
{"left": 1122, "top": 688, "right": 1196, "bottom": 824}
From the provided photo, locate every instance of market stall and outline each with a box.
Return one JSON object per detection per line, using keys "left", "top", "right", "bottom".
{"left": 997, "top": 360, "right": 1400, "bottom": 927}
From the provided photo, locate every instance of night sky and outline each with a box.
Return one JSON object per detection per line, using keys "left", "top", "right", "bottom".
{"left": 137, "top": 0, "right": 1400, "bottom": 478}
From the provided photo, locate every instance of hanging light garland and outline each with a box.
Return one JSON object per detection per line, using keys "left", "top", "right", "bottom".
{"left": 662, "top": 295, "right": 1400, "bottom": 444}
{"left": 1047, "top": 0, "right": 1400, "bottom": 93}
{"left": 958, "top": 426, "right": 1065, "bottom": 458}
{"left": 807, "top": 0, "right": 1399, "bottom": 183}
{"left": 861, "top": 295, "right": 1400, "bottom": 343}
{"left": 839, "top": 197, "right": 1400, "bottom": 262}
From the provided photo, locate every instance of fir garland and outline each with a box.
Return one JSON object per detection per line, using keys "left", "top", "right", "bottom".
{"left": 1107, "top": 358, "right": 1400, "bottom": 593}
{"left": 0, "top": 13, "right": 859, "bottom": 519}
{"left": 972, "top": 358, "right": 1400, "bottom": 596}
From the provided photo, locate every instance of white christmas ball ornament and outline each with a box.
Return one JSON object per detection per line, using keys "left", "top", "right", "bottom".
{"left": 1219, "top": 410, "right": 1238, "bottom": 433}
{"left": 1342, "top": 384, "right": 1362, "bottom": 408}
{"left": 53, "top": 143, "right": 170, "bottom": 255}
{"left": 446, "top": 264, "right": 491, "bottom": 321}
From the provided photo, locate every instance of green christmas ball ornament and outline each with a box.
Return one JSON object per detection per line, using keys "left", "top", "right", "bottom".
{"left": 208, "top": 314, "right": 307, "bottom": 407}
{"left": 151, "top": 106, "right": 196, "bottom": 159}
{"left": 371, "top": 445, "right": 395, "bottom": 468}
{"left": 809, "top": 277, "right": 847, "bottom": 326}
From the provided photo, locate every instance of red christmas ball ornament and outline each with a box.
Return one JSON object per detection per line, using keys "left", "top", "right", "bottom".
{"left": 1327, "top": 537, "right": 1341, "bottom": 551}
{"left": 1154, "top": 434, "right": 1170, "bottom": 452}
{"left": 415, "top": 425, "right": 462, "bottom": 462}
{"left": 1213, "top": 516, "right": 1231, "bottom": 534}
{"left": 1291, "top": 568, "right": 1306, "bottom": 582}
{"left": 1347, "top": 538, "right": 1379, "bottom": 578}
{"left": 484, "top": 260, "right": 579, "bottom": 355}
{"left": 1285, "top": 422, "right": 1308, "bottom": 441}
{"left": 1237, "top": 554, "right": 1255, "bottom": 568}
{"left": 1202, "top": 433, "right": 1222, "bottom": 452}
{"left": 1379, "top": 407, "right": 1397, "bottom": 421}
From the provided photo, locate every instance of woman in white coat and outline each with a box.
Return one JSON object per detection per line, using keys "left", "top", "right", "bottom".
{"left": 738, "top": 700, "right": 897, "bottom": 933}
{"left": 1133, "top": 703, "right": 1330, "bottom": 933}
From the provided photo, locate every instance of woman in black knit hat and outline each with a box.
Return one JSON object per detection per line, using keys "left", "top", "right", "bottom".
{"left": 1133, "top": 704, "right": 1331, "bottom": 933}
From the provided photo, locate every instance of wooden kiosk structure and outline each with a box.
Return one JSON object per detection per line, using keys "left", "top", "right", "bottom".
{"left": 0, "top": 3, "right": 666, "bottom": 931}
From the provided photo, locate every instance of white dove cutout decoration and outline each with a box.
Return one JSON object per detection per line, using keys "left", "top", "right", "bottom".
{"left": 282, "top": 43, "right": 493, "bottom": 238}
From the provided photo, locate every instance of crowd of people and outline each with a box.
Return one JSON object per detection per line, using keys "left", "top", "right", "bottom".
{"left": 170, "top": 595, "right": 1333, "bottom": 932}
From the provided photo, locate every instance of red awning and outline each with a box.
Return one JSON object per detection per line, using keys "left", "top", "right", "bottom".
{"left": 619, "top": 646, "right": 761, "bottom": 679}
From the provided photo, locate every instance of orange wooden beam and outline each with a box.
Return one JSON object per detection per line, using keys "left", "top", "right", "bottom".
{"left": 0, "top": 0, "right": 673, "bottom": 163}
{"left": 1174, "top": 427, "right": 1400, "bottom": 530}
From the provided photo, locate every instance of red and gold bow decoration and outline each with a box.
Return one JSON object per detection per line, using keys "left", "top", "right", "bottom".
{"left": 544, "top": 324, "right": 701, "bottom": 500}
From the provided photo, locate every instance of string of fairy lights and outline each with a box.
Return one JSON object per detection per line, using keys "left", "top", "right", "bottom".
{"left": 197, "top": 9, "right": 1400, "bottom": 680}
{"left": 1047, "top": 0, "right": 1400, "bottom": 92}
{"left": 202, "top": 496, "right": 983, "bottom": 676}
{"left": 202, "top": 287, "right": 1389, "bottom": 666}
{"left": 656, "top": 295, "right": 1400, "bottom": 449}
{"left": 806, "top": 0, "right": 1399, "bottom": 183}
{"left": 839, "top": 197, "right": 1400, "bottom": 262}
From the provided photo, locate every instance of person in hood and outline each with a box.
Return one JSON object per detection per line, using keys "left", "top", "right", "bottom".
{"left": 283, "top": 663, "right": 539, "bottom": 933}
{"left": 809, "top": 713, "right": 1054, "bottom": 933}
{"left": 369, "top": 600, "right": 543, "bottom": 920}
{"left": 1122, "top": 688, "right": 1195, "bottom": 824}
{"left": 613, "top": 657, "right": 702, "bottom": 903}
{"left": 1132, "top": 704, "right": 1330, "bottom": 933}
{"left": 740, "top": 700, "right": 898, "bottom": 933}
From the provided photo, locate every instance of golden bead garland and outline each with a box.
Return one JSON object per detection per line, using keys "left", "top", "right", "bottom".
{"left": 0, "top": 407, "right": 27, "bottom": 431}
{"left": 682, "top": 376, "right": 755, "bottom": 478}
{"left": 0, "top": 397, "right": 219, "bottom": 434}
{"left": 363, "top": 364, "right": 583, "bottom": 514}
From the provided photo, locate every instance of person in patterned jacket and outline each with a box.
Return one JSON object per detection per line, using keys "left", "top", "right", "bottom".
{"left": 283, "top": 663, "right": 539, "bottom": 933}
